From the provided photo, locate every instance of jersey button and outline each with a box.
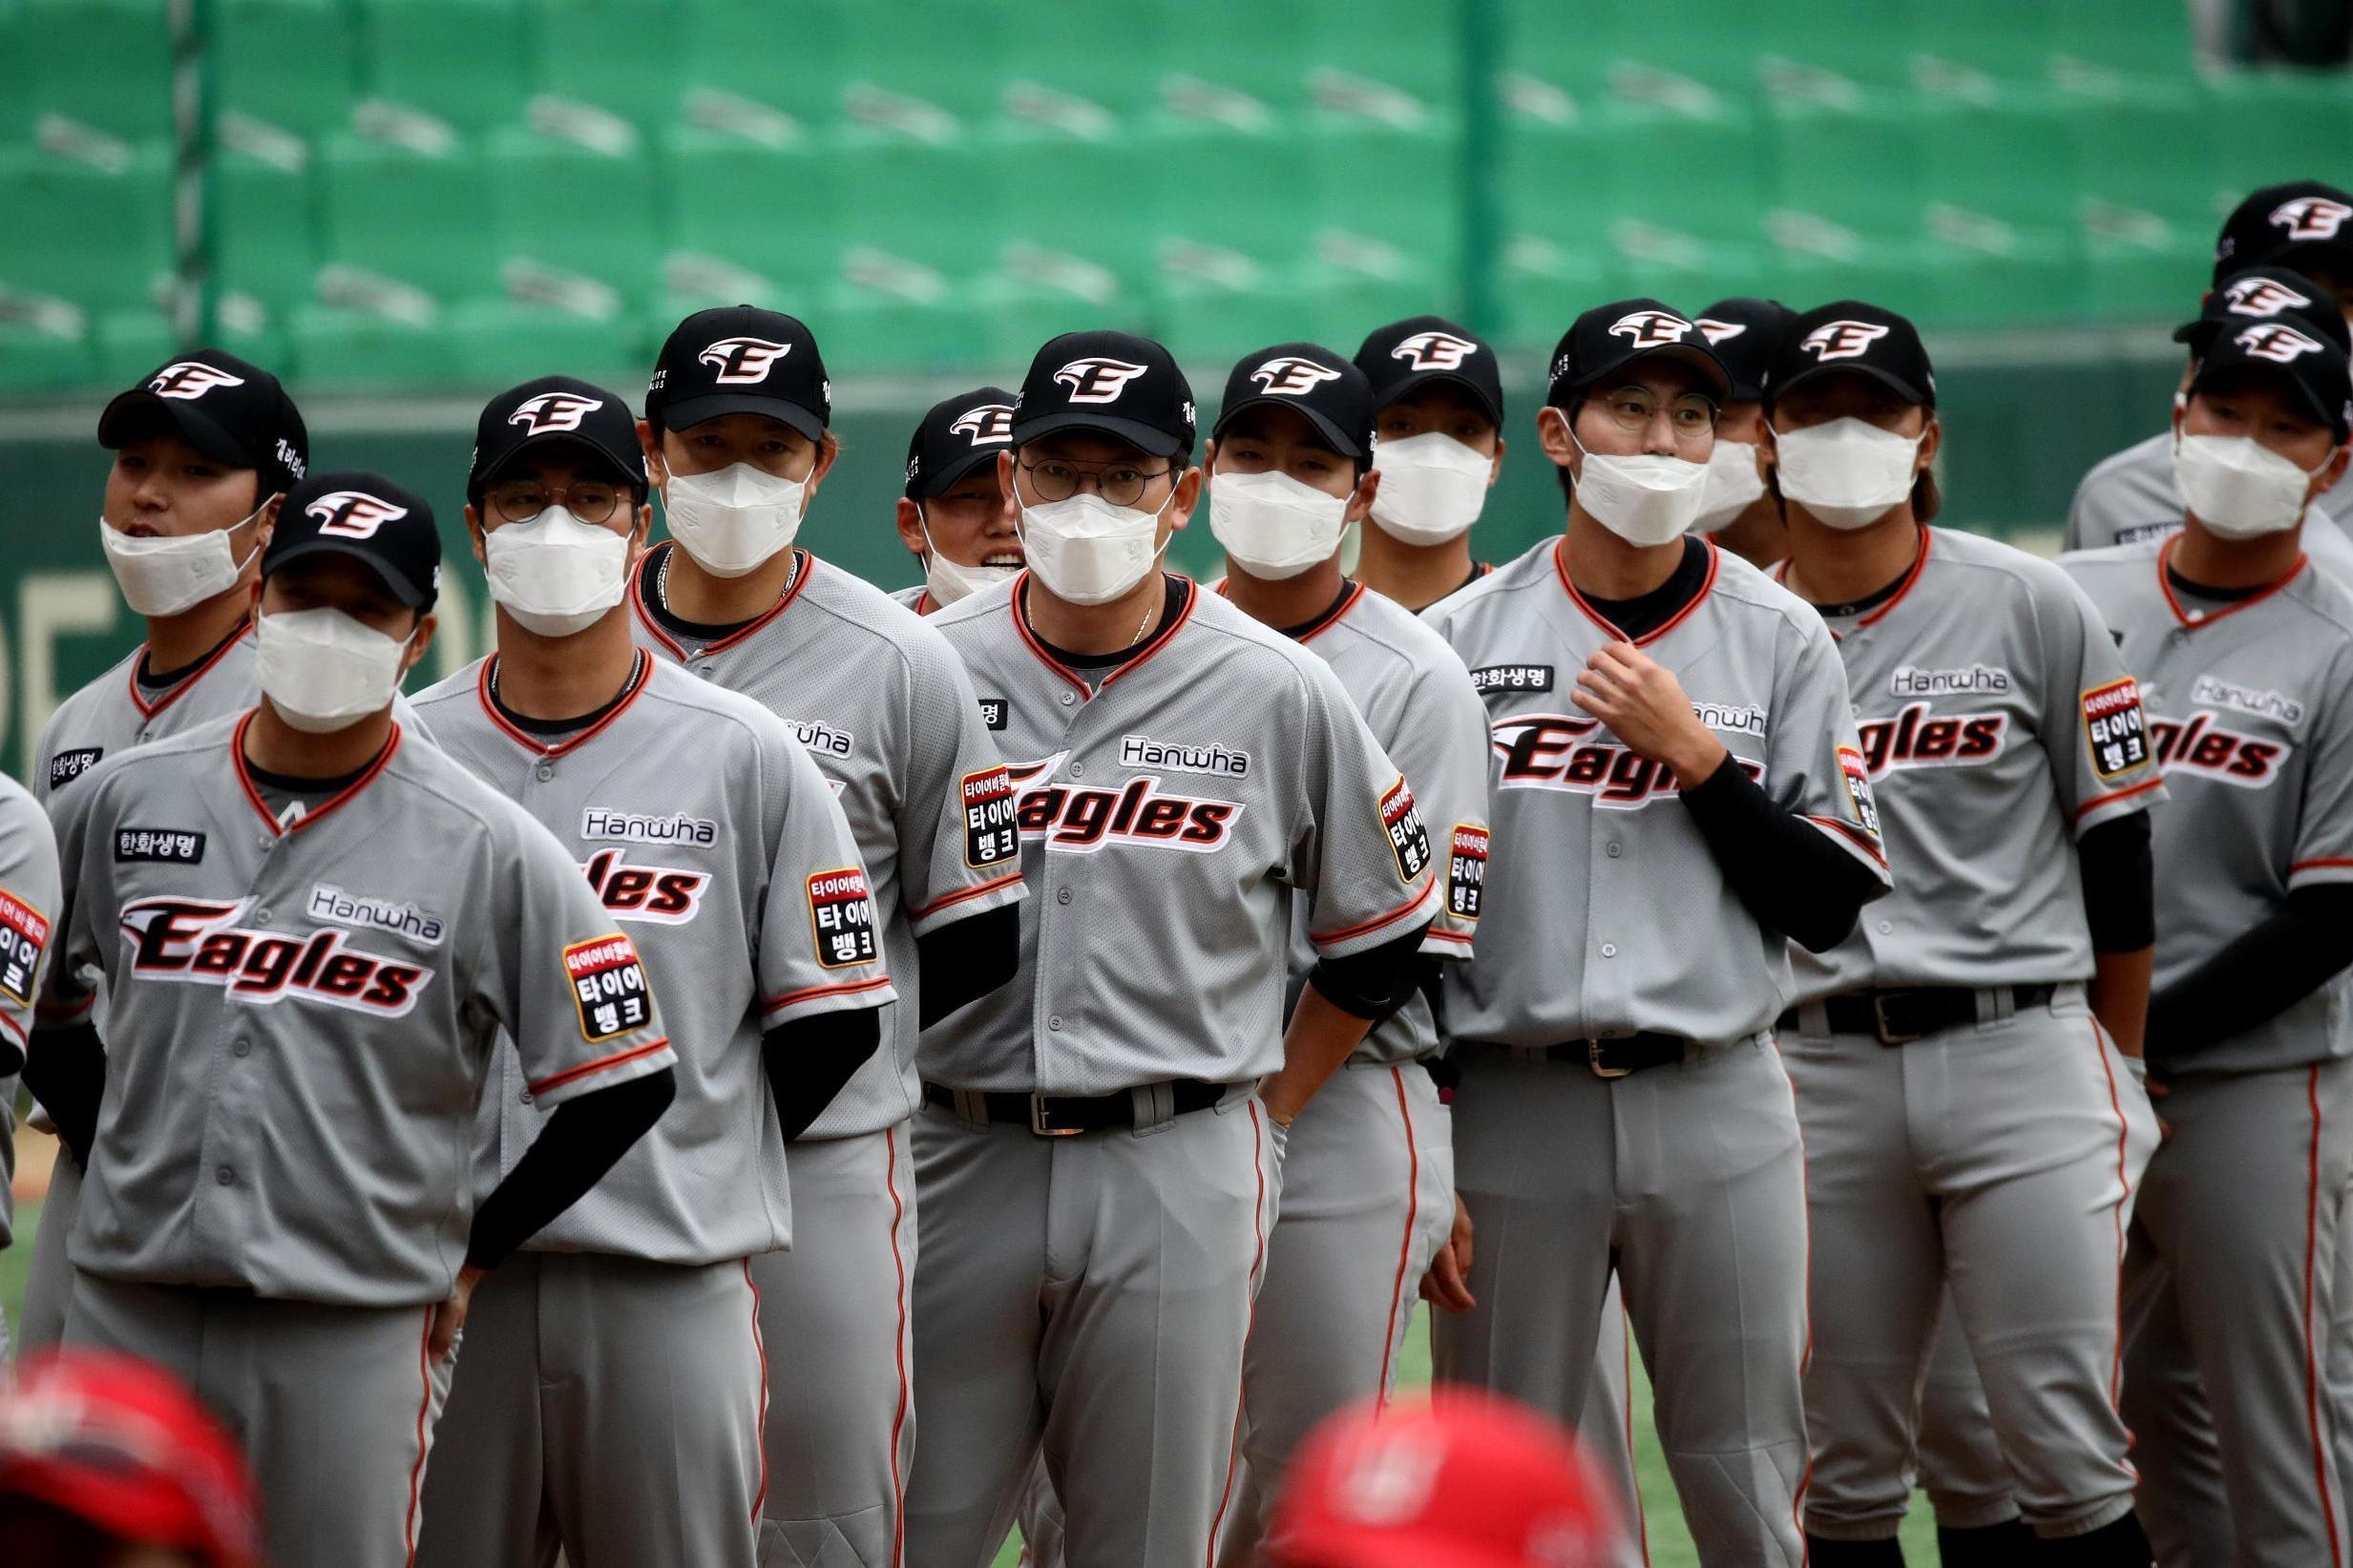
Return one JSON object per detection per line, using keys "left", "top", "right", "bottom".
{"left": 1069, "top": 763, "right": 1085, "bottom": 779}
{"left": 255, "top": 908, "right": 273, "bottom": 924}
{"left": 1605, "top": 842, "right": 1621, "bottom": 859}
{"left": 697, "top": 665, "right": 717, "bottom": 679}
{"left": 1047, "top": 1014, "right": 1063, "bottom": 1031}
{"left": 1057, "top": 889, "right": 1072, "bottom": 905}
{"left": 256, "top": 836, "right": 274, "bottom": 852}
{"left": 1059, "top": 692, "right": 1077, "bottom": 707}
{"left": 520, "top": 1090, "right": 535, "bottom": 1106}
{"left": 231, "top": 1037, "right": 251, "bottom": 1058}
{"left": 215, "top": 1166, "right": 235, "bottom": 1186}
{"left": 1877, "top": 920, "right": 1894, "bottom": 934}
{"left": 536, "top": 763, "right": 556, "bottom": 782}
{"left": 1600, "top": 943, "right": 1618, "bottom": 958}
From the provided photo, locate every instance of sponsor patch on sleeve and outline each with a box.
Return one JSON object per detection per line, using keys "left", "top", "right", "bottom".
{"left": 1379, "top": 777, "right": 1434, "bottom": 883}
{"left": 1836, "top": 745, "right": 1882, "bottom": 842}
{"left": 0, "top": 887, "right": 52, "bottom": 1008}
{"left": 2081, "top": 677, "right": 2151, "bottom": 780}
{"left": 960, "top": 765, "right": 1020, "bottom": 868}
{"left": 47, "top": 747, "right": 103, "bottom": 792}
{"left": 1447, "top": 825, "right": 1488, "bottom": 921}
{"left": 561, "top": 933, "right": 653, "bottom": 1042}
{"left": 114, "top": 827, "right": 206, "bottom": 865}
{"left": 807, "top": 867, "right": 881, "bottom": 969}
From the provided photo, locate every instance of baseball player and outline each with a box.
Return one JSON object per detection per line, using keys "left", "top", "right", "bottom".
{"left": 410, "top": 379, "right": 896, "bottom": 1567}
{"left": 1688, "top": 297, "right": 1798, "bottom": 568}
{"left": 1199, "top": 341, "right": 1490, "bottom": 1563}
{"left": 894, "top": 386, "right": 1021, "bottom": 613}
{"left": 2066, "top": 178, "right": 2353, "bottom": 551}
{"left": 18, "top": 348, "right": 307, "bottom": 1354}
{"left": 2063, "top": 317, "right": 2353, "bottom": 1566}
{"left": 633, "top": 304, "right": 1027, "bottom": 1567}
{"left": 907, "top": 328, "right": 1441, "bottom": 1568}
{"left": 21, "top": 471, "right": 679, "bottom": 1568}
{"left": 1350, "top": 317, "right": 1507, "bottom": 612}
{"left": 1759, "top": 303, "right": 2162, "bottom": 1567}
{"left": 0, "top": 772, "right": 61, "bottom": 1363}
{"left": 1424, "top": 299, "right": 1890, "bottom": 1566}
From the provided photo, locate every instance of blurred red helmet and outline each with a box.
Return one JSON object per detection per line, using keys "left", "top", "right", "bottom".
{"left": 1268, "top": 1385, "right": 1621, "bottom": 1568}
{"left": 0, "top": 1348, "right": 260, "bottom": 1568}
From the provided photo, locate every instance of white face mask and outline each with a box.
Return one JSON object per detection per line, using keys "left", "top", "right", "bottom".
{"left": 255, "top": 607, "right": 414, "bottom": 734}
{"left": 1691, "top": 438, "right": 1765, "bottom": 533}
{"left": 99, "top": 505, "right": 265, "bottom": 617}
{"left": 1367, "top": 431, "right": 1490, "bottom": 545}
{"left": 1772, "top": 416, "right": 1924, "bottom": 531}
{"left": 661, "top": 462, "right": 807, "bottom": 577}
{"left": 482, "top": 506, "right": 634, "bottom": 638}
{"left": 2173, "top": 432, "right": 2326, "bottom": 539}
{"left": 919, "top": 513, "right": 1020, "bottom": 608}
{"left": 1208, "top": 469, "right": 1353, "bottom": 580}
{"left": 1562, "top": 419, "right": 1710, "bottom": 547}
{"left": 1018, "top": 490, "right": 1171, "bottom": 607}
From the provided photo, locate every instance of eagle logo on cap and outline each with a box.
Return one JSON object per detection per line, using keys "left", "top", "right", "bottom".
{"left": 1391, "top": 331, "right": 1481, "bottom": 371}
{"left": 698, "top": 337, "right": 793, "bottom": 386}
{"left": 507, "top": 391, "right": 603, "bottom": 436}
{"left": 2269, "top": 197, "right": 2353, "bottom": 243}
{"left": 1695, "top": 318, "right": 1748, "bottom": 346}
{"left": 1250, "top": 357, "right": 1343, "bottom": 397}
{"left": 950, "top": 404, "right": 1016, "bottom": 446}
{"left": 2222, "top": 276, "right": 2315, "bottom": 318}
{"left": 1053, "top": 358, "right": 1151, "bottom": 405}
{"left": 1607, "top": 310, "right": 1699, "bottom": 349}
{"left": 1798, "top": 321, "right": 1892, "bottom": 361}
{"left": 305, "top": 491, "right": 410, "bottom": 539}
{"left": 2235, "top": 323, "right": 2327, "bottom": 364}
{"left": 148, "top": 361, "right": 247, "bottom": 400}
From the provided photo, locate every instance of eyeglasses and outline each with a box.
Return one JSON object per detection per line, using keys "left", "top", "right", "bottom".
{"left": 486, "top": 479, "right": 625, "bottom": 526}
{"left": 1018, "top": 456, "right": 1173, "bottom": 509}
{"left": 1589, "top": 386, "right": 1719, "bottom": 440}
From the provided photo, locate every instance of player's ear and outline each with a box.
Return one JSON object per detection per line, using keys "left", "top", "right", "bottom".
{"left": 1536, "top": 405, "right": 1578, "bottom": 476}
{"left": 998, "top": 449, "right": 1020, "bottom": 521}
{"left": 250, "top": 493, "right": 282, "bottom": 566}
{"left": 2316, "top": 442, "right": 2351, "bottom": 499}
{"left": 1167, "top": 465, "right": 1203, "bottom": 529}
{"left": 805, "top": 431, "right": 842, "bottom": 495}
{"left": 1916, "top": 411, "right": 1942, "bottom": 473}
{"left": 627, "top": 499, "right": 653, "bottom": 561}
{"left": 1486, "top": 436, "right": 1505, "bottom": 489}
{"left": 637, "top": 418, "right": 667, "bottom": 487}
{"left": 403, "top": 612, "right": 437, "bottom": 675}
{"left": 894, "top": 497, "right": 930, "bottom": 560}
{"left": 1346, "top": 465, "right": 1380, "bottom": 525}
{"left": 463, "top": 504, "right": 490, "bottom": 569}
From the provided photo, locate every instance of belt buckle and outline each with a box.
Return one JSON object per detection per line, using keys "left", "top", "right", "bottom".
{"left": 1587, "top": 1039, "right": 1632, "bottom": 1080}
{"left": 1872, "top": 994, "right": 1924, "bottom": 1047}
{"left": 1028, "top": 1094, "right": 1084, "bottom": 1138}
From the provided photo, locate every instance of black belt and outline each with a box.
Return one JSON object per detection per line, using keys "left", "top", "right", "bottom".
{"left": 922, "top": 1078, "right": 1228, "bottom": 1137}
{"left": 1480, "top": 1031, "right": 1692, "bottom": 1079}
{"left": 1777, "top": 984, "right": 2060, "bottom": 1046}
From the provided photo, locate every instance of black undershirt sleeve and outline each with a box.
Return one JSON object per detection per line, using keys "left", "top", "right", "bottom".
{"left": 1678, "top": 755, "right": 1882, "bottom": 953}
{"left": 914, "top": 904, "right": 1022, "bottom": 1030}
{"left": 2146, "top": 884, "right": 2353, "bottom": 1060}
{"left": 2077, "top": 812, "right": 2156, "bottom": 952}
{"left": 21, "top": 1021, "right": 104, "bottom": 1170}
{"left": 1308, "top": 923, "right": 1439, "bottom": 1022}
{"left": 764, "top": 1006, "right": 884, "bottom": 1141}
{"left": 465, "top": 1068, "right": 675, "bottom": 1270}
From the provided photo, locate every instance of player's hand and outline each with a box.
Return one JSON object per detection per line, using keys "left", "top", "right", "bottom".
{"left": 1418, "top": 1196, "right": 1477, "bottom": 1313}
{"left": 1572, "top": 642, "right": 1729, "bottom": 787}
{"left": 429, "top": 1265, "right": 486, "bottom": 1361}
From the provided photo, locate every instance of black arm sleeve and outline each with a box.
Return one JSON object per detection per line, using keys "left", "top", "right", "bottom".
{"left": 2078, "top": 812, "right": 2155, "bottom": 952}
{"left": 2146, "top": 885, "right": 2353, "bottom": 1059}
{"left": 1678, "top": 755, "right": 1882, "bottom": 953}
{"left": 1307, "top": 924, "right": 1439, "bottom": 1022}
{"left": 21, "top": 1022, "right": 104, "bottom": 1170}
{"left": 465, "top": 1068, "right": 675, "bottom": 1270}
{"left": 915, "top": 904, "right": 1022, "bottom": 1030}
{"left": 764, "top": 1006, "right": 884, "bottom": 1141}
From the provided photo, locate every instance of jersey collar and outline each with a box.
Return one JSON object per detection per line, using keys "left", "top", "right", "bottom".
{"left": 1772, "top": 524, "right": 1932, "bottom": 636}
{"left": 629, "top": 542, "right": 813, "bottom": 659}
{"left": 1210, "top": 577, "right": 1364, "bottom": 643}
{"left": 127, "top": 616, "right": 252, "bottom": 721}
{"left": 1012, "top": 573, "right": 1197, "bottom": 699}
{"left": 474, "top": 648, "right": 652, "bottom": 759}
{"left": 2155, "top": 534, "right": 2308, "bottom": 630}
{"left": 230, "top": 710, "right": 404, "bottom": 838}
{"left": 1552, "top": 535, "right": 1720, "bottom": 646}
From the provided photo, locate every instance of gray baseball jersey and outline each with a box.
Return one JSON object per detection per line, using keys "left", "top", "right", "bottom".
{"left": 1787, "top": 526, "right": 2164, "bottom": 1001}
{"left": 2064, "top": 429, "right": 2353, "bottom": 552}
{"left": 0, "top": 771, "right": 62, "bottom": 1278}
{"left": 891, "top": 583, "right": 930, "bottom": 612}
{"left": 630, "top": 545, "right": 1026, "bottom": 1137}
{"left": 410, "top": 653, "right": 894, "bottom": 1263}
{"left": 2063, "top": 539, "right": 2353, "bottom": 1074}
{"left": 34, "top": 626, "right": 258, "bottom": 802}
{"left": 922, "top": 575, "right": 1442, "bottom": 1094}
{"left": 1425, "top": 538, "right": 1890, "bottom": 1048}
{"left": 41, "top": 712, "right": 678, "bottom": 1306}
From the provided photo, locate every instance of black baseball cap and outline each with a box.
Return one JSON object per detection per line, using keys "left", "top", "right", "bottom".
{"left": 645, "top": 305, "right": 830, "bottom": 441}
{"left": 469, "top": 376, "right": 650, "bottom": 505}
{"left": 1693, "top": 298, "right": 1797, "bottom": 403}
{"left": 1544, "top": 299, "right": 1732, "bottom": 408}
{"left": 2191, "top": 320, "right": 2353, "bottom": 442}
{"left": 2175, "top": 265, "right": 2351, "bottom": 357}
{"left": 2213, "top": 180, "right": 2353, "bottom": 287}
{"left": 97, "top": 348, "right": 307, "bottom": 498}
{"left": 1213, "top": 343, "right": 1375, "bottom": 461}
{"left": 263, "top": 470, "right": 442, "bottom": 609}
{"left": 1764, "top": 302, "right": 1937, "bottom": 411}
{"left": 906, "top": 386, "right": 1018, "bottom": 500}
{"left": 1353, "top": 315, "right": 1504, "bottom": 428}
{"left": 1012, "top": 330, "right": 1195, "bottom": 462}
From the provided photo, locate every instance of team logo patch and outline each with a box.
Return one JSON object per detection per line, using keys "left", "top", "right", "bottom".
{"left": 580, "top": 808, "right": 718, "bottom": 847}
{"left": 48, "top": 747, "right": 103, "bottom": 792}
{"left": 2081, "top": 678, "right": 2151, "bottom": 780}
{"left": 1836, "top": 745, "right": 1882, "bottom": 840}
{"left": 1392, "top": 330, "right": 1481, "bottom": 371}
{"left": 2222, "top": 275, "right": 2315, "bottom": 319}
{"left": 950, "top": 404, "right": 1016, "bottom": 445}
{"left": 562, "top": 932, "right": 652, "bottom": 1040}
{"left": 698, "top": 336, "right": 792, "bottom": 384}
{"left": 305, "top": 884, "right": 445, "bottom": 944}
{"left": 806, "top": 868, "right": 880, "bottom": 969}
{"left": 305, "top": 490, "right": 408, "bottom": 538}
{"left": 118, "top": 896, "right": 432, "bottom": 1017}
{"left": 580, "top": 849, "right": 709, "bottom": 926}
{"left": 147, "top": 361, "right": 244, "bottom": 400}
{"left": 2150, "top": 711, "right": 2290, "bottom": 786}
{"left": 961, "top": 765, "right": 1019, "bottom": 869}
{"left": 506, "top": 391, "right": 601, "bottom": 435}
{"left": 115, "top": 827, "right": 206, "bottom": 865}
{"left": 0, "top": 887, "right": 52, "bottom": 1008}
{"left": 1799, "top": 320, "right": 1891, "bottom": 361}
{"left": 1607, "top": 310, "right": 1698, "bottom": 349}
{"left": 1855, "top": 703, "right": 2009, "bottom": 779}
{"left": 1468, "top": 663, "right": 1554, "bottom": 695}
{"left": 2271, "top": 196, "right": 2353, "bottom": 242}
{"left": 1890, "top": 664, "right": 2011, "bottom": 696}
{"left": 2191, "top": 675, "right": 2305, "bottom": 725}
{"left": 1119, "top": 734, "right": 1250, "bottom": 778}
{"left": 1695, "top": 317, "right": 1748, "bottom": 346}
{"left": 1379, "top": 777, "right": 1433, "bottom": 882}
{"left": 1053, "top": 357, "right": 1151, "bottom": 404}
{"left": 1250, "top": 356, "right": 1342, "bottom": 396}
{"left": 1446, "top": 825, "right": 1487, "bottom": 922}
{"left": 1492, "top": 715, "right": 1763, "bottom": 806}
{"left": 787, "top": 719, "right": 853, "bottom": 759}
{"left": 2235, "top": 323, "right": 2326, "bottom": 364}
{"left": 977, "top": 697, "right": 1009, "bottom": 731}
{"left": 1010, "top": 755, "right": 1243, "bottom": 853}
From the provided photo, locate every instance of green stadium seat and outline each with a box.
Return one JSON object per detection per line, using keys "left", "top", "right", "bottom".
{"left": 1162, "top": 0, "right": 1310, "bottom": 114}
{"left": 995, "top": 122, "right": 1154, "bottom": 286}
{"left": 2067, "top": 84, "right": 2219, "bottom": 225}
{"left": 92, "top": 311, "right": 287, "bottom": 387}
{"left": 485, "top": 125, "right": 661, "bottom": 303}
{"left": 991, "top": 2, "right": 1161, "bottom": 122}
{"left": 1157, "top": 255, "right": 1320, "bottom": 366}
{"left": 1305, "top": 0, "right": 1461, "bottom": 115}
{"left": 446, "top": 296, "right": 645, "bottom": 384}
{"left": 1916, "top": 94, "right": 2084, "bottom": 233}
{"left": 1496, "top": 236, "right": 1613, "bottom": 349}
{"left": 9, "top": 0, "right": 173, "bottom": 141}
{"left": 1497, "top": 116, "right": 1610, "bottom": 258}
{"left": 1917, "top": 223, "right": 2086, "bottom": 329}
{"left": 1498, "top": 0, "right": 1616, "bottom": 105}
{"left": 1758, "top": 0, "right": 1919, "bottom": 94}
{"left": 1590, "top": 100, "right": 1769, "bottom": 245}
{"left": 2048, "top": 0, "right": 2197, "bottom": 83}
{"left": 1302, "top": 251, "right": 1457, "bottom": 354}
{"left": 676, "top": 0, "right": 847, "bottom": 126}
{"left": 1766, "top": 97, "right": 1927, "bottom": 236}
{"left": 1902, "top": 0, "right": 2054, "bottom": 83}
{"left": 362, "top": 0, "right": 533, "bottom": 133}
{"left": 0, "top": 143, "right": 175, "bottom": 311}
{"left": 218, "top": 0, "right": 359, "bottom": 136}
{"left": 533, "top": 0, "right": 681, "bottom": 131}
{"left": 1584, "top": 0, "right": 1779, "bottom": 103}
{"left": 214, "top": 144, "right": 320, "bottom": 319}
{"left": 1139, "top": 113, "right": 1314, "bottom": 268}
{"left": 1606, "top": 234, "right": 1778, "bottom": 321}
{"left": 2085, "top": 220, "right": 2210, "bottom": 324}
{"left": 1302, "top": 111, "right": 1466, "bottom": 279}
{"left": 0, "top": 318, "right": 94, "bottom": 394}
{"left": 285, "top": 301, "right": 463, "bottom": 385}
{"left": 317, "top": 130, "right": 498, "bottom": 299}
{"left": 657, "top": 124, "right": 840, "bottom": 295}
{"left": 2199, "top": 72, "right": 2353, "bottom": 211}
{"left": 970, "top": 268, "right": 1152, "bottom": 369}
{"left": 818, "top": 268, "right": 991, "bottom": 376}
{"left": 1768, "top": 233, "right": 1956, "bottom": 324}
{"left": 829, "top": 125, "right": 1004, "bottom": 282}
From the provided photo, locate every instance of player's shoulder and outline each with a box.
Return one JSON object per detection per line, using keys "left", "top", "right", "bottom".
{"left": 38, "top": 645, "right": 144, "bottom": 741}
{"left": 0, "top": 767, "right": 43, "bottom": 832}
{"left": 1422, "top": 536, "right": 1558, "bottom": 632}
{"left": 888, "top": 583, "right": 926, "bottom": 610}
{"left": 800, "top": 553, "right": 964, "bottom": 678}
{"left": 1704, "top": 544, "right": 1841, "bottom": 644}
{"left": 1331, "top": 584, "right": 1479, "bottom": 687}
{"left": 408, "top": 657, "right": 485, "bottom": 717}
{"left": 2279, "top": 555, "right": 2353, "bottom": 644}
{"left": 60, "top": 710, "right": 242, "bottom": 813}
{"left": 634, "top": 655, "right": 807, "bottom": 756}
{"left": 1185, "top": 577, "right": 1340, "bottom": 679}
{"left": 2056, "top": 538, "right": 2166, "bottom": 591}
{"left": 1922, "top": 525, "right": 2089, "bottom": 605}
